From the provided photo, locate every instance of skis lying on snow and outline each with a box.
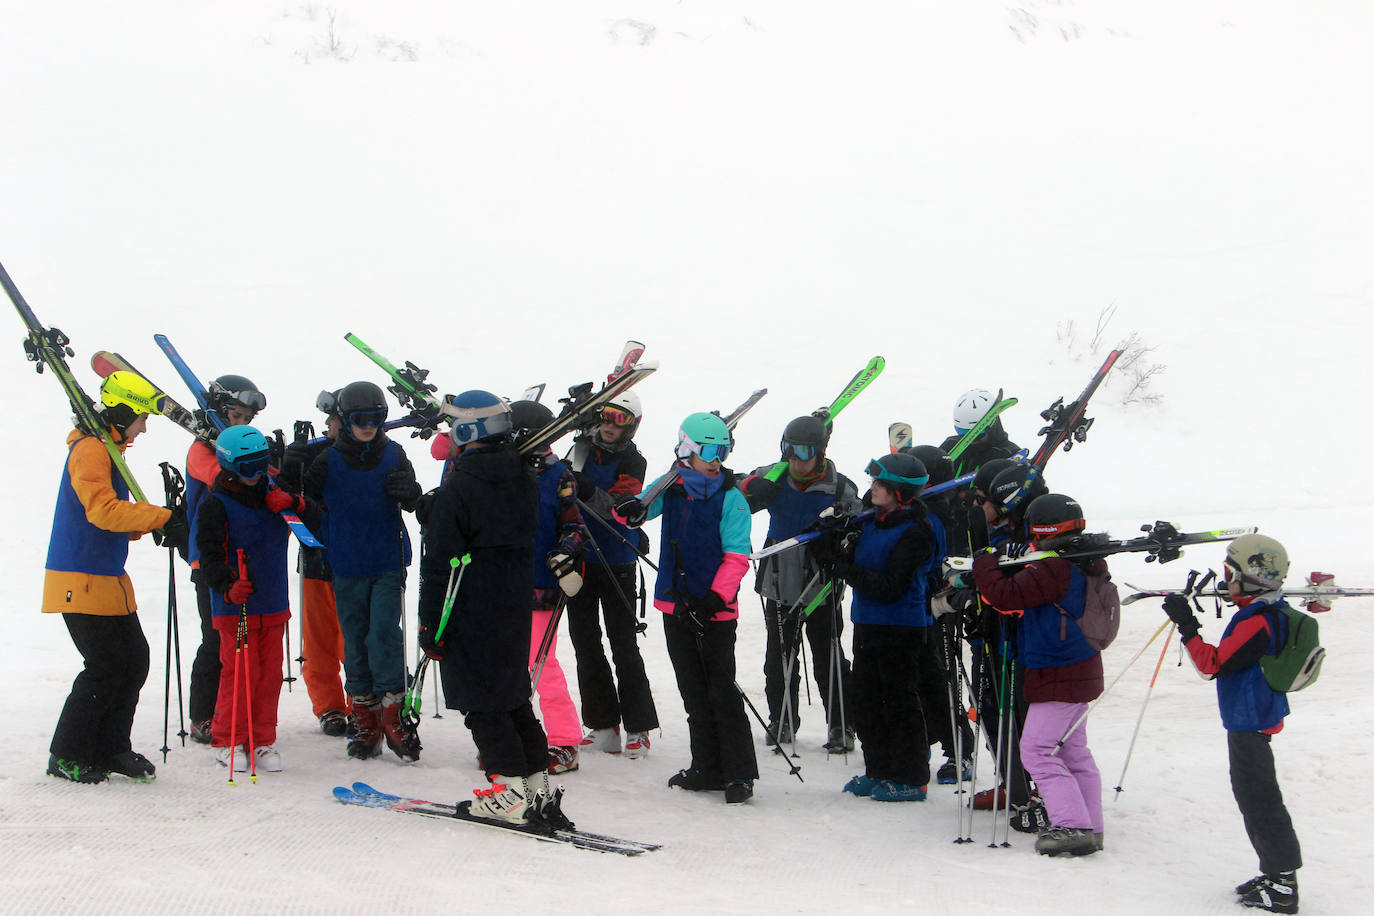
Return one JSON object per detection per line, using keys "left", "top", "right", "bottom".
{"left": 943, "top": 522, "right": 1256, "bottom": 574}
{"left": 1123, "top": 570, "right": 1374, "bottom": 612}
{"left": 333, "top": 782, "right": 661, "bottom": 856}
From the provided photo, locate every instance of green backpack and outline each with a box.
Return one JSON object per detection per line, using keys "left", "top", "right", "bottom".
{"left": 1260, "top": 603, "right": 1325, "bottom": 692}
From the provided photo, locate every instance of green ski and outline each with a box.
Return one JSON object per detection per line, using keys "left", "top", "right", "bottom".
{"left": 763, "top": 356, "right": 885, "bottom": 482}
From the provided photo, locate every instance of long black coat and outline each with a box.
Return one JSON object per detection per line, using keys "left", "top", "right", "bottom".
{"left": 418, "top": 442, "right": 539, "bottom": 713}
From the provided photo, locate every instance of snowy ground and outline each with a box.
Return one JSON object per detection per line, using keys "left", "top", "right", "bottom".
{"left": 2, "top": 1, "right": 1373, "bottom": 912}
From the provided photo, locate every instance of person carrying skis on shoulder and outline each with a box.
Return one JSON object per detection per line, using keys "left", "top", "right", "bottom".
{"left": 810, "top": 452, "right": 935, "bottom": 802}
{"left": 279, "top": 389, "right": 350, "bottom": 738}
{"left": 1162, "top": 534, "right": 1303, "bottom": 913}
{"left": 562, "top": 392, "right": 659, "bottom": 758}
{"left": 970, "top": 492, "right": 1105, "bottom": 857}
{"left": 511, "top": 400, "right": 591, "bottom": 776}
{"left": 197, "top": 426, "right": 318, "bottom": 773}
{"left": 418, "top": 391, "right": 568, "bottom": 828}
{"left": 305, "top": 380, "right": 423, "bottom": 763}
{"left": 185, "top": 375, "right": 266, "bottom": 744}
{"left": 740, "top": 414, "right": 860, "bottom": 752}
{"left": 941, "top": 388, "right": 1021, "bottom": 558}
{"left": 901, "top": 444, "right": 975, "bottom": 785}
{"left": 616, "top": 412, "right": 757, "bottom": 804}
{"left": 44, "top": 373, "right": 185, "bottom": 783}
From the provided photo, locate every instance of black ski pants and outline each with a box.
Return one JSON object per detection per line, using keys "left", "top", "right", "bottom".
{"left": 566, "top": 563, "right": 658, "bottom": 732}
{"left": 466, "top": 701, "right": 549, "bottom": 779}
{"left": 663, "top": 613, "right": 758, "bottom": 783}
{"left": 852, "top": 623, "right": 929, "bottom": 787}
{"left": 50, "top": 612, "right": 149, "bottom": 765}
{"left": 1228, "top": 730, "right": 1302, "bottom": 875}
{"left": 762, "top": 595, "right": 852, "bottom": 733}
{"left": 188, "top": 572, "right": 221, "bottom": 724}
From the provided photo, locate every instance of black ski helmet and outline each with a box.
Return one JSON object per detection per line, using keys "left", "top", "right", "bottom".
{"left": 337, "top": 380, "right": 388, "bottom": 414}
{"left": 866, "top": 452, "right": 929, "bottom": 502}
{"left": 902, "top": 444, "right": 953, "bottom": 487}
{"left": 780, "top": 415, "right": 830, "bottom": 461}
{"left": 1025, "top": 493, "right": 1085, "bottom": 542}
{"left": 972, "top": 457, "right": 1019, "bottom": 498}
{"left": 988, "top": 465, "right": 1048, "bottom": 519}
{"left": 510, "top": 399, "right": 555, "bottom": 433}
{"left": 208, "top": 374, "right": 266, "bottom": 416}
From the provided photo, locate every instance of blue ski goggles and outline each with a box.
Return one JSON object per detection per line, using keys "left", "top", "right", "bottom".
{"left": 865, "top": 459, "right": 929, "bottom": 490}
{"left": 346, "top": 408, "right": 388, "bottom": 429}
{"left": 233, "top": 451, "right": 272, "bottom": 482}
{"left": 780, "top": 440, "right": 818, "bottom": 462}
{"left": 696, "top": 442, "right": 731, "bottom": 463}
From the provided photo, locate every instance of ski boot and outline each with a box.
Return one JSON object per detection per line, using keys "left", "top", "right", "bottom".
{"left": 103, "top": 751, "right": 156, "bottom": 781}
{"left": 528, "top": 769, "right": 575, "bottom": 831}
{"left": 667, "top": 768, "right": 725, "bottom": 791}
{"left": 1034, "top": 826, "right": 1098, "bottom": 857}
{"left": 724, "top": 779, "right": 754, "bottom": 804}
{"left": 579, "top": 726, "right": 621, "bottom": 753}
{"left": 46, "top": 754, "right": 107, "bottom": 784}
{"left": 465, "top": 775, "right": 532, "bottom": 825}
{"left": 823, "top": 726, "right": 856, "bottom": 753}
{"left": 623, "top": 731, "right": 651, "bottom": 759}
{"left": 871, "top": 780, "right": 928, "bottom": 802}
{"left": 547, "top": 745, "right": 579, "bottom": 774}
{"left": 379, "top": 692, "right": 421, "bottom": 762}
{"left": 319, "top": 709, "right": 348, "bottom": 737}
{"left": 1238, "top": 872, "right": 1298, "bottom": 913}
{"left": 347, "top": 695, "right": 384, "bottom": 760}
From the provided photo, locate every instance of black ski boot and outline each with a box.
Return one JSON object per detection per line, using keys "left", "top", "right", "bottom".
{"left": 1239, "top": 872, "right": 1298, "bottom": 913}
{"left": 104, "top": 751, "right": 156, "bottom": 781}
{"left": 47, "top": 754, "right": 107, "bottom": 784}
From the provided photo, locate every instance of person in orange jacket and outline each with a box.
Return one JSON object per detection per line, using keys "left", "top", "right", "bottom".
{"left": 44, "top": 373, "right": 187, "bottom": 783}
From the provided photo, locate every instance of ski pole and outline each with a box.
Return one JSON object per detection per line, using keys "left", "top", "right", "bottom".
{"left": 158, "top": 461, "right": 187, "bottom": 761}
{"left": 531, "top": 594, "right": 568, "bottom": 692}
{"left": 1051, "top": 618, "right": 1172, "bottom": 754}
{"left": 238, "top": 550, "right": 258, "bottom": 783}
{"left": 1113, "top": 621, "right": 1176, "bottom": 799}
{"left": 576, "top": 497, "right": 658, "bottom": 572}
{"left": 404, "top": 554, "right": 469, "bottom": 724}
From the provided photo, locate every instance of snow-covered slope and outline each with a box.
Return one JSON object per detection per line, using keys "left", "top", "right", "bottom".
{"left": 2, "top": 1, "right": 1372, "bottom": 912}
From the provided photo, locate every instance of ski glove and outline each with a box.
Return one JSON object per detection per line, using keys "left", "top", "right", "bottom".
{"left": 744, "top": 475, "right": 781, "bottom": 508}
{"left": 153, "top": 504, "right": 190, "bottom": 559}
{"left": 572, "top": 471, "right": 598, "bottom": 501}
{"left": 615, "top": 496, "right": 648, "bottom": 527}
{"left": 386, "top": 468, "right": 422, "bottom": 505}
{"left": 678, "top": 592, "right": 727, "bottom": 637}
{"left": 548, "top": 551, "right": 583, "bottom": 597}
{"left": 226, "top": 576, "right": 255, "bottom": 606}
{"left": 1162, "top": 594, "right": 1200, "bottom": 641}
{"left": 417, "top": 625, "right": 444, "bottom": 661}
{"left": 966, "top": 505, "right": 991, "bottom": 553}
{"left": 265, "top": 488, "right": 303, "bottom": 514}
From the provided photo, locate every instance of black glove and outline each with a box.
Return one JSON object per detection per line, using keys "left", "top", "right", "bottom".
{"left": 677, "top": 592, "right": 727, "bottom": 637}
{"left": 386, "top": 468, "right": 422, "bottom": 505}
{"left": 281, "top": 441, "right": 312, "bottom": 484}
{"left": 1162, "top": 594, "right": 1200, "bottom": 641}
{"left": 572, "top": 471, "right": 598, "bottom": 501}
{"left": 417, "top": 625, "right": 444, "bottom": 661}
{"left": 966, "top": 504, "right": 990, "bottom": 554}
{"left": 414, "top": 488, "right": 438, "bottom": 527}
{"left": 615, "top": 496, "right": 648, "bottom": 527}
{"left": 746, "top": 475, "right": 781, "bottom": 508}
{"left": 153, "top": 505, "right": 189, "bottom": 560}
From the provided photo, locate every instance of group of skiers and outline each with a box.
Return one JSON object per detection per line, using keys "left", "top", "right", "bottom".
{"left": 42, "top": 371, "right": 1305, "bottom": 912}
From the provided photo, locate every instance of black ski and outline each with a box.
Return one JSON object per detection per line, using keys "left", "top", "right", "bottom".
{"left": 944, "top": 522, "right": 1257, "bottom": 573}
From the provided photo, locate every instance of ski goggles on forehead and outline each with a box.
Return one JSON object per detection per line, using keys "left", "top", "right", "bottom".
{"left": 599, "top": 406, "right": 636, "bottom": 427}
{"left": 780, "top": 440, "right": 817, "bottom": 462}
{"left": 865, "top": 459, "right": 929, "bottom": 489}
{"left": 213, "top": 385, "right": 266, "bottom": 413}
{"left": 346, "top": 408, "right": 387, "bottom": 429}
{"left": 315, "top": 390, "right": 338, "bottom": 415}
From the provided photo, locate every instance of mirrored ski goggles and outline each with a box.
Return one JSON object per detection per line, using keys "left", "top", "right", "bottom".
{"left": 346, "top": 408, "right": 388, "bottom": 429}
{"left": 865, "top": 459, "right": 929, "bottom": 489}
{"left": 780, "top": 440, "right": 817, "bottom": 462}
{"left": 695, "top": 442, "right": 731, "bottom": 463}
{"left": 233, "top": 451, "right": 272, "bottom": 481}
{"left": 599, "top": 406, "right": 637, "bottom": 428}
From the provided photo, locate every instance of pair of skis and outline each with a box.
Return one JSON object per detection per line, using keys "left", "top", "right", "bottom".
{"left": 942, "top": 522, "right": 1257, "bottom": 574}
{"left": 344, "top": 333, "right": 656, "bottom": 458}
{"left": 4, "top": 261, "right": 153, "bottom": 505}
{"left": 1122, "top": 570, "right": 1374, "bottom": 613}
{"left": 333, "top": 782, "right": 661, "bottom": 856}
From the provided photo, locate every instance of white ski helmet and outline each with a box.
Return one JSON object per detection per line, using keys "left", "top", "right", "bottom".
{"left": 1225, "top": 533, "right": 1289, "bottom": 593}
{"left": 598, "top": 391, "right": 643, "bottom": 438}
{"left": 953, "top": 388, "right": 996, "bottom": 434}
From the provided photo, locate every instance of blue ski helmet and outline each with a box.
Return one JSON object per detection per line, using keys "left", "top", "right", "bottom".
{"left": 215, "top": 425, "right": 272, "bottom": 482}
{"left": 864, "top": 453, "right": 929, "bottom": 501}
{"left": 443, "top": 390, "right": 513, "bottom": 445}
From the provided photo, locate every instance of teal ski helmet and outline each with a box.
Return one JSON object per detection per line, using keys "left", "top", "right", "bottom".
{"left": 676, "top": 412, "right": 732, "bottom": 463}
{"left": 215, "top": 425, "right": 272, "bottom": 482}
